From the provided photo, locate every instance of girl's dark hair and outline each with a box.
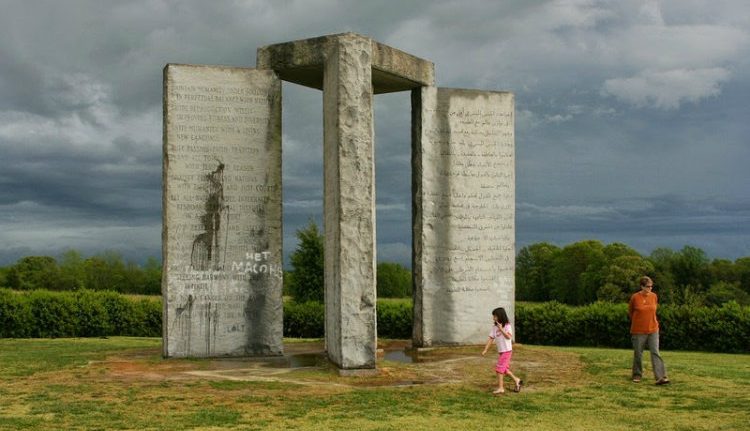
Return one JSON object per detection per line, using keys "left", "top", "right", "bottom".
{"left": 492, "top": 307, "right": 510, "bottom": 326}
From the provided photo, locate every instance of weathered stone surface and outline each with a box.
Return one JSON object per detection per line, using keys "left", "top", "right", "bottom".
{"left": 162, "top": 64, "right": 283, "bottom": 358}
{"left": 413, "top": 87, "right": 515, "bottom": 347}
{"left": 257, "top": 32, "right": 434, "bottom": 94}
{"left": 163, "top": 34, "right": 518, "bottom": 372}
{"left": 322, "top": 34, "right": 377, "bottom": 370}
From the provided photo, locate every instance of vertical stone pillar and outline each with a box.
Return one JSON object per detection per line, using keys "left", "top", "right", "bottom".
{"left": 257, "top": 33, "right": 433, "bottom": 371}
{"left": 413, "top": 87, "right": 515, "bottom": 347}
{"left": 322, "top": 34, "right": 377, "bottom": 371}
{"left": 163, "top": 64, "right": 283, "bottom": 358}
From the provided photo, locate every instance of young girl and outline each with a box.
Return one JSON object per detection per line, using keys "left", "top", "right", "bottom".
{"left": 482, "top": 307, "right": 522, "bottom": 394}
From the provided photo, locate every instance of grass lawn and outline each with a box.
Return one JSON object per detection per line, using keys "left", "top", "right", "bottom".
{"left": 0, "top": 337, "right": 748, "bottom": 430}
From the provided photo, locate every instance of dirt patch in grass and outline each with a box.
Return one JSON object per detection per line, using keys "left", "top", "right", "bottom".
{"left": 82, "top": 341, "right": 587, "bottom": 392}
{"left": 4, "top": 339, "right": 747, "bottom": 430}
{"left": 87, "top": 348, "right": 200, "bottom": 383}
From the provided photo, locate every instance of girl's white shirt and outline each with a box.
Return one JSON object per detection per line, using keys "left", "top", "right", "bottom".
{"left": 490, "top": 323, "right": 513, "bottom": 353}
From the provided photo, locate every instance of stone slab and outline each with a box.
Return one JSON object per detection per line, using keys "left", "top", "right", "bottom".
{"left": 162, "top": 64, "right": 283, "bottom": 358}
{"left": 412, "top": 87, "right": 515, "bottom": 347}
{"left": 257, "top": 32, "right": 434, "bottom": 94}
{"left": 322, "top": 34, "right": 377, "bottom": 370}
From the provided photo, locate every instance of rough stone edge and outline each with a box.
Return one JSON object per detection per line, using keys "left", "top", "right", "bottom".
{"left": 161, "top": 63, "right": 285, "bottom": 358}
{"left": 411, "top": 86, "right": 428, "bottom": 348}
{"left": 161, "top": 64, "right": 170, "bottom": 357}
{"left": 371, "top": 40, "right": 434, "bottom": 86}
{"left": 257, "top": 32, "right": 434, "bottom": 87}
{"left": 322, "top": 33, "right": 377, "bottom": 371}
{"left": 257, "top": 34, "right": 332, "bottom": 70}
{"left": 411, "top": 87, "right": 517, "bottom": 348}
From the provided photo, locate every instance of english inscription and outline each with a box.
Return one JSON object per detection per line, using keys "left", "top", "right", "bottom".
{"left": 163, "top": 64, "right": 282, "bottom": 358}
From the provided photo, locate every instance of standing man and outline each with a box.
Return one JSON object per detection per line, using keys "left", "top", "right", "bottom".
{"left": 628, "top": 276, "right": 670, "bottom": 385}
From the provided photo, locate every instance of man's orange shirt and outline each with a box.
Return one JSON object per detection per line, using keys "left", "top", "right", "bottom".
{"left": 628, "top": 291, "right": 659, "bottom": 334}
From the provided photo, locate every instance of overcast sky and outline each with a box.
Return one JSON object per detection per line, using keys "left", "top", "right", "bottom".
{"left": 1, "top": 0, "right": 749, "bottom": 267}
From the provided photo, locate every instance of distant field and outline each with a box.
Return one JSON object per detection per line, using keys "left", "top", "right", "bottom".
{"left": 0, "top": 337, "right": 748, "bottom": 430}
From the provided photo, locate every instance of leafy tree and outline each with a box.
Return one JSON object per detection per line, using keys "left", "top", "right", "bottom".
{"left": 596, "top": 255, "right": 654, "bottom": 302}
{"left": 124, "top": 261, "right": 147, "bottom": 294}
{"left": 705, "top": 281, "right": 750, "bottom": 306}
{"left": 376, "top": 262, "right": 412, "bottom": 298}
{"left": 82, "top": 257, "right": 111, "bottom": 291}
{"left": 515, "top": 242, "right": 750, "bottom": 306}
{"left": 141, "top": 257, "right": 162, "bottom": 295}
{"left": 673, "top": 285, "right": 707, "bottom": 307}
{"left": 288, "top": 220, "right": 324, "bottom": 302}
{"left": 1, "top": 249, "right": 162, "bottom": 295}
{"left": 83, "top": 251, "right": 128, "bottom": 292}
{"left": 581, "top": 242, "right": 642, "bottom": 302}
{"left": 733, "top": 257, "right": 750, "bottom": 295}
{"left": 516, "top": 242, "right": 560, "bottom": 301}
{"left": 282, "top": 270, "right": 294, "bottom": 296}
{"left": 58, "top": 250, "right": 86, "bottom": 291}
{"left": 603, "top": 242, "right": 640, "bottom": 260}
{"left": 0, "top": 266, "right": 8, "bottom": 287}
{"left": 6, "top": 256, "right": 60, "bottom": 290}
{"left": 550, "top": 240, "right": 606, "bottom": 305}
{"left": 647, "top": 248, "right": 678, "bottom": 304}
{"left": 709, "top": 259, "right": 738, "bottom": 285}
{"left": 650, "top": 247, "right": 677, "bottom": 268}
{"left": 672, "top": 246, "right": 710, "bottom": 292}
{"left": 648, "top": 272, "right": 677, "bottom": 304}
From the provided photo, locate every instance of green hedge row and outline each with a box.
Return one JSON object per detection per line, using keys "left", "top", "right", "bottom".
{"left": 3, "top": 290, "right": 748, "bottom": 353}
{"left": 0, "top": 288, "right": 161, "bottom": 338}
{"left": 283, "top": 301, "right": 324, "bottom": 338}
{"left": 0, "top": 290, "right": 411, "bottom": 340}
{"left": 515, "top": 301, "right": 750, "bottom": 353}
{"left": 515, "top": 301, "right": 630, "bottom": 348}
{"left": 282, "top": 300, "right": 412, "bottom": 339}
{"left": 657, "top": 303, "right": 750, "bottom": 353}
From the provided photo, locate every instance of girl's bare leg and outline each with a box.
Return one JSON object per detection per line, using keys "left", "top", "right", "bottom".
{"left": 506, "top": 369, "right": 521, "bottom": 386}
{"left": 493, "top": 373, "right": 505, "bottom": 394}
{"left": 506, "top": 369, "right": 523, "bottom": 391}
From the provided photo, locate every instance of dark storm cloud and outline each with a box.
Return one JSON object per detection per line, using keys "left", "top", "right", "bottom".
{"left": 518, "top": 194, "right": 750, "bottom": 256}
{"left": 1, "top": 0, "right": 749, "bottom": 266}
{"left": 0, "top": 120, "right": 160, "bottom": 219}
{"left": 0, "top": 47, "right": 50, "bottom": 115}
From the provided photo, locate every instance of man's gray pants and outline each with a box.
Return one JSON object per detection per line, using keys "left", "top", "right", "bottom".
{"left": 632, "top": 332, "right": 667, "bottom": 380}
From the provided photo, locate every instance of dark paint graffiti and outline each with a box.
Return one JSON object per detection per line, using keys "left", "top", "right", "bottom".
{"left": 204, "top": 302, "right": 219, "bottom": 355}
{"left": 172, "top": 294, "right": 221, "bottom": 356}
{"left": 172, "top": 294, "right": 195, "bottom": 353}
{"left": 191, "top": 160, "right": 229, "bottom": 271}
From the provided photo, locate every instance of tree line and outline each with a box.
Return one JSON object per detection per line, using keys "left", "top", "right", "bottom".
{"left": 0, "top": 221, "right": 413, "bottom": 300}
{"left": 284, "top": 223, "right": 750, "bottom": 306}
{"left": 0, "top": 250, "right": 161, "bottom": 295}
{"left": 516, "top": 241, "right": 750, "bottom": 306}
{"left": 2, "top": 233, "right": 748, "bottom": 307}
{"left": 284, "top": 221, "right": 412, "bottom": 302}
